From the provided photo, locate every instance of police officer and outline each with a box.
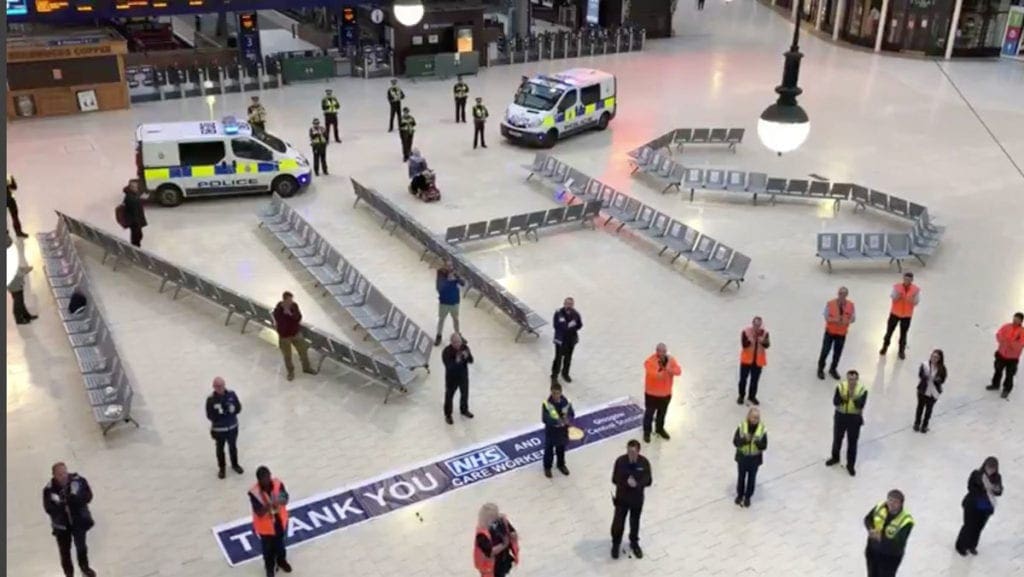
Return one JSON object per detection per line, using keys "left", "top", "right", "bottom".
{"left": 551, "top": 297, "right": 582, "bottom": 384}
{"left": 453, "top": 75, "right": 469, "bottom": 123}
{"left": 7, "top": 173, "right": 28, "bottom": 238}
{"left": 247, "top": 95, "right": 267, "bottom": 133}
{"left": 864, "top": 490, "right": 914, "bottom": 577}
{"left": 472, "top": 97, "right": 489, "bottom": 149}
{"left": 826, "top": 369, "right": 867, "bottom": 476}
{"left": 611, "top": 439, "right": 651, "bottom": 559}
{"left": 321, "top": 88, "right": 342, "bottom": 143}
{"left": 309, "top": 118, "right": 329, "bottom": 176}
{"left": 399, "top": 106, "right": 416, "bottom": 162}
{"left": 43, "top": 462, "right": 97, "bottom": 577}
{"left": 206, "top": 377, "right": 244, "bottom": 479}
{"left": 733, "top": 407, "right": 767, "bottom": 508}
{"left": 387, "top": 78, "right": 405, "bottom": 132}
{"left": 249, "top": 466, "right": 292, "bottom": 577}
{"left": 541, "top": 382, "right": 575, "bottom": 478}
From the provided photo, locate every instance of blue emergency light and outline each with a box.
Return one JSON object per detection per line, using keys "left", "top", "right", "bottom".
{"left": 222, "top": 116, "right": 240, "bottom": 135}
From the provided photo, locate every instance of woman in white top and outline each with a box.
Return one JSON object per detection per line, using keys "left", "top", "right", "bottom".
{"left": 913, "top": 349, "right": 946, "bottom": 433}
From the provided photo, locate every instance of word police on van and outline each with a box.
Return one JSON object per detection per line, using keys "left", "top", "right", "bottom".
{"left": 501, "top": 68, "right": 616, "bottom": 148}
{"left": 136, "top": 116, "right": 311, "bottom": 207}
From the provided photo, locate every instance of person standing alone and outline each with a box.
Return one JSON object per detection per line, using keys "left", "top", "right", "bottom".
{"left": 913, "top": 349, "right": 946, "bottom": 433}
{"left": 642, "top": 343, "right": 681, "bottom": 443}
{"left": 541, "top": 382, "right": 574, "bottom": 478}
{"left": 818, "top": 287, "right": 855, "bottom": 380}
{"left": 551, "top": 297, "right": 582, "bottom": 384}
{"left": 43, "top": 462, "right": 97, "bottom": 577}
{"left": 738, "top": 316, "right": 770, "bottom": 405}
{"left": 249, "top": 466, "right": 292, "bottom": 577}
{"left": 309, "top": 118, "right": 329, "bottom": 176}
{"left": 826, "top": 369, "right": 867, "bottom": 476}
{"left": 473, "top": 97, "right": 489, "bottom": 149}
{"left": 320, "top": 88, "right": 342, "bottom": 142}
{"left": 387, "top": 78, "right": 405, "bottom": 132}
{"left": 610, "top": 439, "right": 652, "bottom": 559}
{"left": 954, "top": 456, "right": 1002, "bottom": 556}
{"left": 7, "top": 173, "right": 28, "bottom": 238}
{"left": 880, "top": 272, "right": 920, "bottom": 360}
{"left": 864, "top": 490, "right": 914, "bottom": 577}
{"left": 399, "top": 107, "right": 417, "bottom": 162}
{"left": 733, "top": 407, "right": 767, "bottom": 507}
{"left": 453, "top": 75, "right": 469, "bottom": 123}
{"left": 247, "top": 95, "right": 267, "bottom": 133}
{"left": 435, "top": 260, "right": 465, "bottom": 346}
{"left": 8, "top": 264, "right": 37, "bottom": 325}
{"left": 119, "top": 179, "right": 147, "bottom": 248}
{"left": 442, "top": 332, "right": 474, "bottom": 424}
{"left": 987, "top": 312, "right": 1024, "bottom": 399}
{"left": 272, "top": 291, "right": 316, "bottom": 381}
{"left": 206, "top": 376, "right": 244, "bottom": 479}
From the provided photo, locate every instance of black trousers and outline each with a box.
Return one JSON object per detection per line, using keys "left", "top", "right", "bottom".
{"left": 323, "top": 113, "right": 340, "bottom": 141}
{"left": 455, "top": 97, "right": 467, "bottom": 122}
{"left": 642, "top": 394, "right": 671, "bottom": 435}
{"left": 260, "top": 534, "right": 287, "bottom": 577}
{"left": 736, "top": 460, "right": 760, "bottom": 499}
{"left": 543, "top": 436, "right": 566, "bottom": 470}
{"left": 882, "top": 314, "right": 912, "bottom": 352}
{"left": 251, "top": 121, "right": 266, "bottom": 133}
{"left": 831, "top": 414, "right": 861, "bottom": 467}
{"left": 913, "top": 393, "right": 936, "bottom": 428}
{"left": 400, "top": 131, "right": 414, "bottom": 161}
{"left": 817, "top": 332, "right": 846, "bottom": 372}
{"left": 697, "top": 0, "right": 706, "bottom": 9}
{"left": 213, "top": 428, "right": 240, "bottom": 470}
{"left": 611, "top": 500, "right": 643, "bottom": 547}
{"left": 55, "top": 528, "right": 91, "bottom": 577}
{"left": 443, "top": 381, "right": 469, "bottom": 417}
{"left": 312, "top": 146, "right": 328, "bottom": 175}
{"left": 955, "top": 505, "right": 992, "bottom": 552}
{"left": 11, "top": 289, "right": 32, "bottom": 323}
{"left": 992, "top": 355, "right": 1018, "bottom": 393}
{"left": 474, "top": 122, "right": 486, "bottom": 148}
{"left": 129, "top": 225, "right": 143, "bottom": 248}
{"left": 551, "top": 342, "right": 576, "bottom": 378}
{"left": 8, "top": 196, "right": 24, "bottom": 235}
{"left": 388, "top": 102, "right": 401, "bottom": 131}
{"left": 738, "top": 364, "right": 763, "bottom": 399}
{"left": 865, "top": 548, "right": 902, "bottom": 577}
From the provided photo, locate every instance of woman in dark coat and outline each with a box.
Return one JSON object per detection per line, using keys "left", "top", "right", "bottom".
{"left": 955, "top": 456, "right": 1003, "bottom": 556}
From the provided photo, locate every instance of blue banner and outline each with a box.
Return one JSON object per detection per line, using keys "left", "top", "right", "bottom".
{"left": 212, "top": 399, "right": 643, "bottom": 566}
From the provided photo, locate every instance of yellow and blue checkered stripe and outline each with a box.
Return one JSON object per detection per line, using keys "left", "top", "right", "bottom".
{"left": 144, "top": 159, "right": 301, "bottom": 182}
{"left": 554, "top": 96, "right": 616, "bottom": 124}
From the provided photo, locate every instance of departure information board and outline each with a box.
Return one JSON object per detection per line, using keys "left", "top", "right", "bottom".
{"left": 34, "top": 0, "right": 99, "bottom": 13}
{"left": 14, "top": 0, "right": 340, "bottom": 20}
{"left": 8, "top": 0, "right": 29, "bottom": 15}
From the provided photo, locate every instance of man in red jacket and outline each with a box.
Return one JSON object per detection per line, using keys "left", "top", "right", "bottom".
{"left": 272, "top": 292, "right": 316, "bottom": 381}
{"left": 987, "top": 312, "right": 1024, "bottom": 399}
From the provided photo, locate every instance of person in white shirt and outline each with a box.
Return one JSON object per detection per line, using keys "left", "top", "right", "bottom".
{"left": 913, "top": 349, "right": 946, "bottom": 433}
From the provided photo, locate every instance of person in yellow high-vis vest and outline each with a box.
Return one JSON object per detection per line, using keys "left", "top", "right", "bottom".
{"left": 732, "top": 407, "right": 767, "bottom": 507}
{"left": 541, "top": 382, "right": 575, "bottom": 478}
{"left": 320, "top": 88, "right": 342, "bottom": 143}
{"left": 247, "top": 96, "right": 267, "bottom": 133}
{"left": 826, "top": 370, "right": 867, "bottom": 476}
{"left": 864, "top": 490, "right": 914, "bottom": 577}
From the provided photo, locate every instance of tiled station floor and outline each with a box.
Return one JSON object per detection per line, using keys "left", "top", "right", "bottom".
{"left": 6, "top": 2, "right": 1024, "bottom": 576}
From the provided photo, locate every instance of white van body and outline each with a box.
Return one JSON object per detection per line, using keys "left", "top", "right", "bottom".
{"left": 136, "top": 117, "right": 311, "bottom": 207}
{"left": 500, "top": 68, "right": 617, "bottom": 148}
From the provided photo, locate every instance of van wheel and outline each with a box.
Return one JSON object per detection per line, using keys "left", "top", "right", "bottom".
{"left": 156, "top": 184, "right": 183, "bottom": 207}
{"left": 541, "top": 129, "right": 558, "bottom": 149}
{"left": 272, "top": 175, "right": 299, "bottom": 198}
{"left": 597, "top": 113, "right": 610, "bottom": 131}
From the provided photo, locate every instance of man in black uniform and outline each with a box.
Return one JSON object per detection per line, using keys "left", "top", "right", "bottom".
{"left": 541, "top": 382, "right": 575, "bottom": 478}
{"left": 321, "top": 88, "right": 342, "bottom": 143}
{"left": 453, "top": 75, "right": 469, "bottom": 123}
{"left": 43, "top": 462, "right": 97, "bottom": 577}
{"left": 206, "top": 376, "right": 244, "bottom": 479}
{"left": 611, "top": 439, "right": 652, "bottom": 560}
{"left": 309, "top": 118, "right": 329, "bottom": 176}
{"left": 551, "top": 297, "right": 582, "bottom": 384}
{"left": 826, "top": 369, "right": 868, "bottom": 477}
{"left": 387, "top": 78, "right": 405, "bottom": 132}
{"left": 442, "top": 332, "right": 474, "bottom": 424}
{"left": 399, "top": 107, "right": 416, "bottom": 162}
{"left": 472, "top": 97, "right": 489, "bottom": 149}
{"left": 7, "top": 174, "right": 28, "bottom": 238}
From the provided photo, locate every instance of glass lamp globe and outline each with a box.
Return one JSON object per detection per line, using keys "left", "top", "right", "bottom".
{"left": 757, "top": 103, "right": 810, "bottom": 155}
{"left": 393, "top": 0, "right": 425, "bottom": 27}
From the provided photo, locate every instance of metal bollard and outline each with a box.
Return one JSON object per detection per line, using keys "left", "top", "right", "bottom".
{"left": 539, "top": 35, "right": 546, "bottom": 60}
{"left": 628, "top": 28, "right": 634, "bottom": 52}
{"left": 563, "top": 33, "right": 569, "bottom": 59}
{"left": 199, "top": 68, "right": 208, "bottom": 96}
{"left": 576, "top": 33, "right": 582, "bottom": 58}
{"left": 640, "top": 29, "right": 646, "bottom": 50}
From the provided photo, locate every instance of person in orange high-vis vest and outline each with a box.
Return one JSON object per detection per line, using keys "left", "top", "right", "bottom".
{"left": 881, "top": 272, "right": 921, "bottom": 360}
{"left": 818, "top": 287, "right": 856, "bottom": 381}
{"left": 249, "top": 466, "right": 291, "bottom": 577}
{"left": 643, "top": 343, "right": 682, "bottom": 443}
{"left": 987, "top": 312, "right": 1024, "bottom": 399}
{"left": 474, "top": 503, "right": 519, "bottom": 577}
{"left": 738, "top": 316, "right": 771, "bottom": 406}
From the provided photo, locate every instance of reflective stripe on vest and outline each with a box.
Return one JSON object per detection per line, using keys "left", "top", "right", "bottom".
{"left": 400, "top": 115, "right": 415, "bottom": 132}
{"left": 825, "top": 299, "right": 854, "bottom": 336}
{"left": 310, "top": 127, "right": 327, "bottom": 145}
{"left": 890, "top": 283, "right": 919, "bottom": 318}
{"left": 389, "top": 87, "right": 403, "bottom": 102}
{"left": 836, "top": 381, "right": 866, "bottom": 415}
{"left": 473, "top": 105, "right": 488, "bottom": 120}
{"left": 543, "top": 401, "right": 560, "bottom": 422}
{"left": 871, "top": 502, "right": 914, "bottom": 540}
{"left": 738, "top": 420, "right": 766, "bottom": 456}
{"left": 250, "top": 479, "right": 289, "bottom": 536}
{"left": 323, "top": 97, "right": 339, "bottom": 113}
{"left": 740, "top": 327, "right": 767, "bottom": 367}
{"left": 455, "top": 83, "right": 468, "bottom": 98}
{"left": 473, "top": 526, "right": 495, "bottom": 574}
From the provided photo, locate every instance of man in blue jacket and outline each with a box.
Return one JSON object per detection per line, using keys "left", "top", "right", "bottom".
{"left": 542, "top": 382, "right": 575, "bottom": 478}
{"left": 206, "top": 376, "right": 244, "bottom": 479}
{"left": 43, "top": 462, "right": 97, "bottom": 577}
{"left": 551, "top": 297, "right": 582, "bottom": 384}
{"left": 435, "top": 260, "right": 465, "bottom": 346}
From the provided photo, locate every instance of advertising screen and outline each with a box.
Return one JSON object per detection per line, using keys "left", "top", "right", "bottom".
{"left": 7, "top": 0, "right": 29, "bottom": 15}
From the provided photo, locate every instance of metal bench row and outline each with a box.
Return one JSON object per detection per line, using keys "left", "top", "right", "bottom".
{"left": 350, "top": 179, "right": 547, "bottom": 341}
{"left": 56, "top": 212, "right": 415, "bottom": 403}
{"left": 526, "top": 154, "right": 751, "bottom": 291}
{"left": 37, "top": 219, "right": 139, "bottom": 435}
{"left": 816, "top": 227, "right": 942, "bottom": 273}
{"left": 627, "top": 128, "right": 745, "bottom": 160}
{"left": 444, "top": 200, "right": 603, "bottom": 247}
{"left": 258, "top": 195, "right": 432, "bottom": 375}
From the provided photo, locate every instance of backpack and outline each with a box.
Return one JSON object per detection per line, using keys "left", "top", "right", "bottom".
{"left": 115, "top": 204, "right": 128, "bottom": 228}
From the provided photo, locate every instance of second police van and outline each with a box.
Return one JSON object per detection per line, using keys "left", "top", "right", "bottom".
{"left": 500, "top": 68, "right": 616, "bottom": 147}
{"left": 135, "top": 116, "right": 312, "bottom": 207}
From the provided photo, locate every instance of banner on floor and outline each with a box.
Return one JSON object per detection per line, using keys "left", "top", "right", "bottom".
{"left": 212, "top": 398, "right": 643, "bottom": 566}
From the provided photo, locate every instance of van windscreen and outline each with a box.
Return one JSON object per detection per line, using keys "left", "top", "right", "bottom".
{"left": 254, "top": 131, "right": 287, "bottom": 153}
{"left": 514, "top": 82, "right": 564, "bottom": 111}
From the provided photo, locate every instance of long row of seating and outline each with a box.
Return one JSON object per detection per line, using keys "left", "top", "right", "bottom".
{"left": 37, "top": 219, "right": 139, "bottom": 435}
{"left": 627, "top": 128, "right": 745, "bottom": 160}
{"left": 57, "top": 212, "right": 416, "bottom": 403}
{"left": 444, "top": 200, "right": 602, "bottom": 247}
{"left": 258, "top": 196, "right": 432, "bottom": 373}
{"left": 525, "top": 154, "right": 751, "bottom": 291}
{"left": 816, "top": 229, "right": 940, "bottom": 273}
{"left": 350, "top": 179, "right": 547, "bottom": 341}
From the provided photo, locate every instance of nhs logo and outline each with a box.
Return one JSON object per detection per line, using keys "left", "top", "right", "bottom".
{"left": 444, "top": 446, "right": 508, "bottom": 476}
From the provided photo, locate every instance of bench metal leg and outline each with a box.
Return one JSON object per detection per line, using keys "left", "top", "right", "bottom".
{"left": 100, "top": 250, "right": 111, "bottom": 265}
{"left": 316, "top": 353, "right": 328, "bottom": 373}
{"left": 514, "top": 327, "right": 525, "bottom": 342}
{"left": 158, "top": 278, "right": 170, "bottom": 293}
{"left": 475, "top": 292, "right": 485, "bottom": 306}
{"left": 172, "top": 285, "right": 184, "bottom": 300}
{"left": 352, "top": 197, "right": 361, "bottom": 208}
{"left": 111, "top": 255, "right": 122, "bottom": 272}
{"left": 525, "top": 172, "right": 535, "bottom": 181}
{"left": 240, "top": 317, "right": 252, "bottom": 334}
{"left": 914, "top": 255, "right": 926, "bottom": 266}
{"left": 689, "top": 188, "right": 695, "bottom": 202}
{"left": 101, "top": 416, "right": 140, "bottom": 436}
{"left": 225, "top": 310, "right": 234, "bottom": 326}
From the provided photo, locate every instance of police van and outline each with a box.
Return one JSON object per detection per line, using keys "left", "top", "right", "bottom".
{"left": 135, "top": 116, "right": 311, "bottom": 207}
{"left": 500, "top": 68, "right": 616, "bottom": 148}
